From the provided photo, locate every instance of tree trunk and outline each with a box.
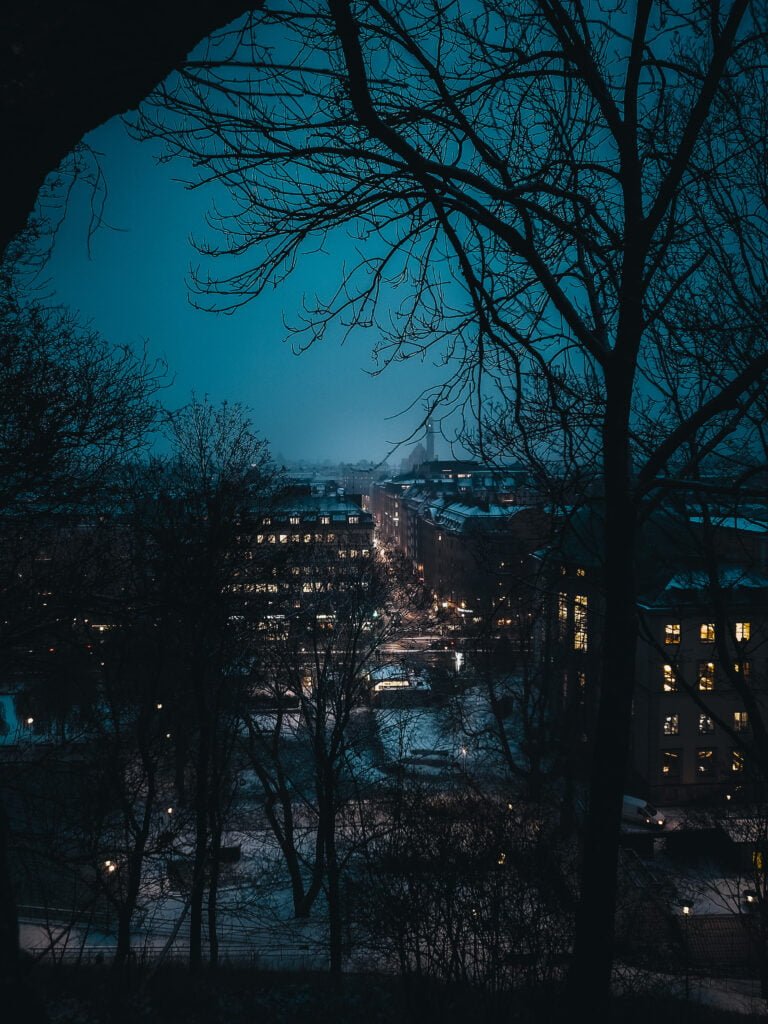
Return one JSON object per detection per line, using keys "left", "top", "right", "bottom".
{"left": 189, "top": 727, "right": 210, "bottom": 970}
{"left": 568, "top": 381, "right": 639, "bottom": 1015}
{"left": 0, "top": 802, "right": 19, "bottom": 984}
{"left": 325, "top": 808, "right": 343, "bottom": 975}
{"left": 262, "top": 794, "right": 324, "bottom": 918}
{"left": 115, "top": 903, "right": 133, "bottom": 966}
{"left": 0, "top": 800, "right": 47, "bottom": 1022}
{"left": 207, "top": 830, "right": 221, "bottom": 968}
{"left": 114, "top": 798, "right": 153, "bottom": 967}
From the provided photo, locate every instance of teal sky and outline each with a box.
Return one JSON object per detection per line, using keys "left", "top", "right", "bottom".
{"left": 38, "top": 115, "right": 456, "bottom": 466}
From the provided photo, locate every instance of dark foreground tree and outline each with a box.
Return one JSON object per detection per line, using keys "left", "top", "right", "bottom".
{"left": 0, "top": 273, "right": 163, "bottom": 1014}
{"left": 135, "top": 1, "right": 768, "bottom": 1011}
{"left": 138, "top": 396, "right": 277, "bottom": 969}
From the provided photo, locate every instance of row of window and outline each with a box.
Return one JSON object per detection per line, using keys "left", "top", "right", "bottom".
{"left": 662, "top": 660, "right": 750, "bottom": 692}
{"left": 664, "top": 622, "right": 750, "bottom": 644}
{"left": 230, "top": 575, "right": 371, "bottom": 594}
{"left": 262, "top": 515, "right": 360, "bottom": 527}
{"left": 661, "top": 748, "right": 745, "bottom": 777}
{"left": 663, "top": 711, "right": 748, "bottom": 735}
{"left": 253, "top": 532, "right": 370, "bottom": 547}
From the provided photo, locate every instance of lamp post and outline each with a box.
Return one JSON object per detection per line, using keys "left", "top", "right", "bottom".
{"left": 680, "top": 899, "right": 693, "bottom": 1005}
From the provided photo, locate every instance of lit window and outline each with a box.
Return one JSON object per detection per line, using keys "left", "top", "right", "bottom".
{"left": 263, "top": 517, "right": 271, "bottom": 526}
{"left": 662, "top": 749, "right": 681, "bottom": 776}
{"left": 698, "top": 714, "right": 714, "bottom": 734}
{"left": 662, "top": 664, "right": 677, "bottom": 693}
{"left": 664, "top": 623, "right": 681, "bottom": 644}
{"left": 576, "top": 567, "right": 586, "bottom": 577}
{"left": 663, "top": 714, "right": 679, "bottom": 736}
{"left": 735, "top": 622, "right": 750, "bottom": 642}
{"left": 267, "top": 534, "right": 276, "bottom": 544}
{"left": 733, "top": 711, "right": 749, "bottom": 733}
{"left": 573, "top": 594, "right": 588, "bottom": 652}
{"left": 256, "top": 534, "right": 264, "bottom": 544}
{"left": 349, "top": 516, "right": 359, "bottom": 525}
{"left": 734, "top": 660, "right": 751, "bottom": 679}
{"left": 577, "top": 671, "right": 586, "bottom": 695}
{"left": 558, "top": 594, "right": 568, "bottom": 639}
{"left": 279, "top": 534, "right": 288, "bottom": 544}
{"left": 698, "top": 661, "right": 715, "bottom": 692}
{"left": 320, "top": 516, "right": 330, "bottom": 525}
{"left": 700, "top": 623, "right": 715, "bottom": 642}
{"left": 289, "top": 516, "right": 301, "bottom": 526}
{"left": 291, "top": 534, "right": 300, "bottom": 543}
{"left": 303, "top": 534, "right": 311, "bottom": 543}
{"left": 732, "top": 750, "right": 745, "bottom": 773}
{"left": 696, "top": 748, "right": 715, "bottom": 776}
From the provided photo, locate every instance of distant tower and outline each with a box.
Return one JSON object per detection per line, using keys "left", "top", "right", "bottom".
{"left": 426, "top": 417, "right": 436, "bottom": 462}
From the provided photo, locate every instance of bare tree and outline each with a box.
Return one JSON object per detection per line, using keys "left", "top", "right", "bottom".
{"left": 133, "top": 0, "right": 768, "bottom": 1011}
{"left": 0, "top": 276, "right": 163, "bottom": 517}
{"left": 352, "top": 784, "right": 574, "bottom": 997}
{"left": 245, "top": 547, "right": 393, "bottom": 971}
{"left": 0, "top": 272, "right": 163, "bottom": 1011}
{"left": 132, "top": 396, "right": 277, "bottom": 969}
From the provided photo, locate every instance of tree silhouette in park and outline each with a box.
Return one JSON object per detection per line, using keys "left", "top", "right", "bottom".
{"left": 132, "top": 1, "right": 768, "bottom": 1012}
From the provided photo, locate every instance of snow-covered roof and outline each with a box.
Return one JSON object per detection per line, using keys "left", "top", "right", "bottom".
{"left": 689, "top": 515, "right": 768, "bottom": 535}
{"left": 369, "top": 663, "right": 410, "bottom": 682}
{"left": 435, "top": 502, "right": 529, "bottom": 531}
{"left": 664, "top": 567, "right": 768, "bottom": 591}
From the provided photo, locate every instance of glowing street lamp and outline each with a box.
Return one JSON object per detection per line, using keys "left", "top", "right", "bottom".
{"left": 679, "top": 899, "right": 693, "bottom": 1001}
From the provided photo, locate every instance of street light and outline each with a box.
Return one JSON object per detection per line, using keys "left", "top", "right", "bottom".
{"left": 743, "top": 889, "right": 758, "bottom": 910}
{"left": 679, "top": 899, "right": 693, "bottom": 1003}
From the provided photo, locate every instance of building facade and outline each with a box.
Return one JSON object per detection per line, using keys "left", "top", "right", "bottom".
{"left": 550, "top": 508, "right": 768, "bottom": 804}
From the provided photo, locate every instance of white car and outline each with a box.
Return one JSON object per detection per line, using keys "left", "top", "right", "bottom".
{"left": 622, "top": 794, "right": 666, "bottom": 829}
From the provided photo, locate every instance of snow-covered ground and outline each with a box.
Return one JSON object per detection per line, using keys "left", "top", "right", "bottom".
{"left": 14, "top": 695, "right": 768, "bottom": 1017}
